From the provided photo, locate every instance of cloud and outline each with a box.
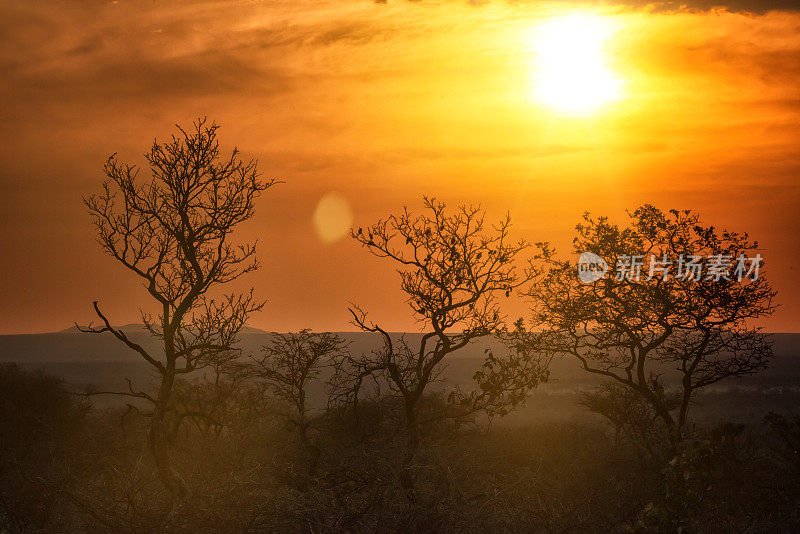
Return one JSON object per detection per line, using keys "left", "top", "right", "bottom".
{"left": 641, "top": 0, "right": 800, "bottom": 13}
{"left": 0, "top": 0, "right": 798, "bottom": 333}
{"left": 437, "top": 0, "right": 800, "bottom": 13}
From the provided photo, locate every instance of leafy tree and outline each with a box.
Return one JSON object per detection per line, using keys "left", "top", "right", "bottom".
{"left": 78, "top": 118, "right": 276, "bottom": 500}
{"left": 525, "top": 205, "right": 776, "bottom": 443}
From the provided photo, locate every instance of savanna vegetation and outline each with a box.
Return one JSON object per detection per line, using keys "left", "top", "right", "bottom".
{"left": 1, "top": 120, "right": 797, "bottom": 533}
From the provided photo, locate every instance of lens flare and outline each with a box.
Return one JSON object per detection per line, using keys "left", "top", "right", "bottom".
{"left": 312, "top": 192, "right": 353, "bottom": 244}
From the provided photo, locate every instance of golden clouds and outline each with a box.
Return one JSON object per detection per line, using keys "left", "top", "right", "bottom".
{"left": 0, "top": 0, "right": 798, "bottom": 332}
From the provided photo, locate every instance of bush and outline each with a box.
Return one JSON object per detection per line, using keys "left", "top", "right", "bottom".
{"left": 0, "top": 363, "right": 88, "bottom": 531}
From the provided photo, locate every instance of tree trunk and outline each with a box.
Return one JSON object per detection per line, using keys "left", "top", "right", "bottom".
{"left": 678, "top": 378, "right": 693, "bottom": 432}
{"left": 399, "top": 402, "right": 420, "bottom": 502}
{"left": 149, "top": 369, "right": 188, "bottom": 501}
{"left": 298, "top": 421, "right": 320, "bottom": 478}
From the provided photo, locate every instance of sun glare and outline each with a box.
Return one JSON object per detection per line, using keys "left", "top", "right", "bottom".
{"left": 531, "top": 14, "right": 622, "bottom": 114}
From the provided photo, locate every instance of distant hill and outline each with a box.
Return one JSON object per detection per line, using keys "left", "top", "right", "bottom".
{"left": 57, "top": 324, "right": 270, "bottom": 335}
{"left": 2, "top": 327, "right": 798, "bottom": 368}
{"left": 0, "top": 327, "right": 497, "bottom": 365}
{"left": 1, "top": 329, "right": 798, "bottom": 424}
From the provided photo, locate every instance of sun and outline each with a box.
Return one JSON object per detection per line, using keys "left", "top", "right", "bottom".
{"left": 530, "top": 14, "right": 622, "bottom": 113}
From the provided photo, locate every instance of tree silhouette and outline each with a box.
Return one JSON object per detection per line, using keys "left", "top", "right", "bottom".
{"left": 524, "top": 205, "right": 776, "bottom": 442}
{"left": 580, "top": 381, "right": 679, "bottom": 460}
{"left": 247, "top": 330, "right": 349, "bottom": 478}
{"left": 331, "top": 197, "right": 549, "bottom": 497}
{"left": 78, "top": 118, "right": 276, "bottom": 501}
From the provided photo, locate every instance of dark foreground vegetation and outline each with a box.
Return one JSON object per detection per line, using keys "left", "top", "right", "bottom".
{"left": 1, "top": 362, "right": 800, "bottom": 533}
{"left": 2, "top": 119, "right": 795, "bottom": 532}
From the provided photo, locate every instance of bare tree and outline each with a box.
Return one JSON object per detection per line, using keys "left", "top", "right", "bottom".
{"left": 247, "top": 330, "right": 349, "bottom": 477}
{"left": 525, "top": 205, "right": 776, "bottom": 444}
{"left": 78, "top": 118, "right": 276, "bottom": 500}
{"left": 332, "top": 197, "right": 549, "bottom": 496}
{"left": 580, "top": 381, "right": 679, "bottom": 461}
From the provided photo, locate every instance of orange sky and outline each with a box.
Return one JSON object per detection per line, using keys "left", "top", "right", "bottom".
{"left": 0, "top": 0, "right": 799, "bottom": 334}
